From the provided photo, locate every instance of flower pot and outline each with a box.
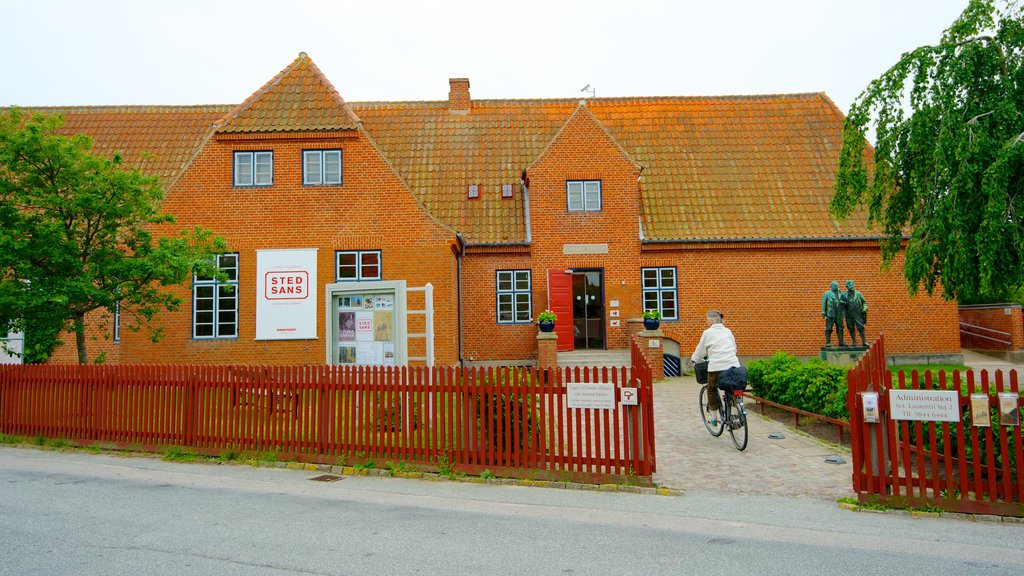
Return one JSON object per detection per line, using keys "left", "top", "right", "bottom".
{"left": 643, "top": 318, "right": 660, "bottom": 331}
{"left": 538, "top": 321, "right": 555, "bottom": 333}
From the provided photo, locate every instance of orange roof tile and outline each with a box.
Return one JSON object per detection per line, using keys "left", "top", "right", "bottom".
{"left": 23, "top": 105, "right": 229, "bottom": 183}
{"left": 353, "top": 93, "right": 871, "bottom": 243}
{"left": 215, "top": 53, "right": 360, "bottom": 134}
{"left": 18, "top": 57, "right": 871, "bottom": 244}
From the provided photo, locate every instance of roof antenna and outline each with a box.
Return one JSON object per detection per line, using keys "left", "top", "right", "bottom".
{"left": 580, "top": 84, "right": 596, "bottom": 98}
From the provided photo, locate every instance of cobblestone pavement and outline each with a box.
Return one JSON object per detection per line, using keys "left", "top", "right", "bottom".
{"left": 652, "top": 376, "right": 854, "bottom": 500}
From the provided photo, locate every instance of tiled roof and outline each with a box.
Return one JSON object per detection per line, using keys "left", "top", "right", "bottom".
{"left": 215, "top": 53, "right": 360, "bottom": 134}
{"left": 20, "top": 58, "right": 870, "bottom": 243}
{"left": 587, "top": 94, "right": 871, "bottom": 241}
{"left": 353, "top": 99, "right": 575, "bottom": 243}
{"left": 353, "top": 94, "right": 871, "bottom": 243}
{"left": 22, "top": 105, "right": 229, "bottom": 183}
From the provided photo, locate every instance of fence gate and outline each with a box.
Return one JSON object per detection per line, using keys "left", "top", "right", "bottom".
{"left": 848, "top": 334, "right": 1023, "bottom": 517}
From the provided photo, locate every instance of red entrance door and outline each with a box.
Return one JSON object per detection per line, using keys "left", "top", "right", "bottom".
{"left": 547, "top": 269, "right": 574, "bottom": 351}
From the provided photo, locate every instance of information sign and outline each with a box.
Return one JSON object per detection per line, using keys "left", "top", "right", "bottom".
{"left": 889, "top": 389, "right": 959, "bottom": 422}
{"left": 566, "top": 383, "right": 615, "bottom": 410}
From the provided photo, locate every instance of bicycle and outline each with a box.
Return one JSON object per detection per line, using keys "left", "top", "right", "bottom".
{"left": 696, "top": 365, "right": 748, "bottom": 451}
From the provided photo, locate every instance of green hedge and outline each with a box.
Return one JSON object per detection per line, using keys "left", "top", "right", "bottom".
{"left": 747, "top": 352, "right": 850, "bottom": 421}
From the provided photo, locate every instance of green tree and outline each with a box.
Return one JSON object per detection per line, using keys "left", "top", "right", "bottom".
{"left": 0, "top": 108, "right": 226, "bottom": 364}
{"left": 832, "top": 0, "right": 1024, "bottom": 303}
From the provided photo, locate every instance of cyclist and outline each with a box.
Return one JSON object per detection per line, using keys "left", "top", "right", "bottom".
{"left": 691, "top": 310, "right": 740, "bottom": 417}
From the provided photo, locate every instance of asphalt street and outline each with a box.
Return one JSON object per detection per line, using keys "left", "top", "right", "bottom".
{"left": 2, "top": 447, "right": 1022, "bottom": 576}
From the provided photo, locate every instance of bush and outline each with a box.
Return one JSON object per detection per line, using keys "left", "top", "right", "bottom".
{"left": 748, "top": 352, "right": 850, "bottom": 420}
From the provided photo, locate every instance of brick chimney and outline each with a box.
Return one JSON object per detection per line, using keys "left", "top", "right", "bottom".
{"left": 448, "top": 78, "right": 471, "bottom": 114}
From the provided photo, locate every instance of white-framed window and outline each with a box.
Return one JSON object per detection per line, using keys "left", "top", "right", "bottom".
{"left": 642, "top": 267, "right": 677, "bottom": 320}
{"left": 567, "top": 180, "right": 601, "bottom": 212}
{"left": 336, "top": 250, "right": 381, "bottom": 281}
{"left": 234, "top": 151, "right": 273, "bottom": 187}
{"left": 193, "top": 253, "right": 239, "bottom": 339}
{"left": 303, "top": 149, "right": 343, "bottom": 186}
{"left": 496, "top": 270, "right": 531, "bottom": 323}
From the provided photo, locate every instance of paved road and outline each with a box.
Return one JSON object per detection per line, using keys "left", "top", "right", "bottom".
{"left": 652, "top": 377, "right": 853, "bottom": 499}
{"left": 3, "top": 447, "right": 1023, "bottom": 576}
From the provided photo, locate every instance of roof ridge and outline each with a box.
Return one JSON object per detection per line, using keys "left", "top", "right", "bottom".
{"left": 12, "top": 104, "right": 233, "bottom": 112}
{"left": 214, "top": 52, "right": 360, "bottom": 132}
{"left": 348, "top": 92, "right": 830, "bottom": 108}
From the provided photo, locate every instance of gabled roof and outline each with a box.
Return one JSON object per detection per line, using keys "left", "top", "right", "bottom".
{"left": 353, "top": 99, "right": 574, "bottom": 244}
{"left": 215, "top": 52, "right": 360, "bottom": 134}
{"left": 353, "top": 93, "right": 871, "bottom": 243}
{"left": 20, "top": 58, "right": 871, "bottom": 244}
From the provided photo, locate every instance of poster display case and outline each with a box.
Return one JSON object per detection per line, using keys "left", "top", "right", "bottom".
{"left": 326, "top": 280, "right": 407, "bottom": 366}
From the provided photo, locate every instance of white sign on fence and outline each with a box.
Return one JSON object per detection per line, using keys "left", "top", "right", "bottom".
{"left": 620, "top": 387, "right": 638, "bottom": 406}
{"left": 889, "top": 389, "right": 960, "bottom": 422}
{"left": 566, "top": 383, "right": 616, "bottom": 410}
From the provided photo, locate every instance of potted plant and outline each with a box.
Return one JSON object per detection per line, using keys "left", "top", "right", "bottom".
{"left": 643, "top": 309, "right": 661, "bottom": 330}
{"left": 537, "top": 310, "right": 557, "bottom": 333}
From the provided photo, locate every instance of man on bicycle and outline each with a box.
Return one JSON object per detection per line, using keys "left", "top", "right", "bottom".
{"left": 691, "top": 310, "right": 740, "bottom": 415}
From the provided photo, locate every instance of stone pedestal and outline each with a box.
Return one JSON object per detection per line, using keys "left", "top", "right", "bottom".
{"left": 632, "top": 329, "right": 665, "bottom": 381}
{"left": 537, "top": 332, "right": 559, "bottom": 368}
{"left": 820, "top": 346, "right": 869, "bottom": 365}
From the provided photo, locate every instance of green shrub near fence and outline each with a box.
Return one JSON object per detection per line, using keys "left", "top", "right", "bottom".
{"left": 747, "top": 352, "right": 850, "bottom": 421}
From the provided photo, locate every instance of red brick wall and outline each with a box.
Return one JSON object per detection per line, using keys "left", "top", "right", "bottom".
{"left": 959, "top": 305, "right": 1024, "bottom": 351}
{"left": 643, "top": 243, "right": 960, "bottom": 358}
{"left": 460, "top": 250, "right": 537, "bottom": 362}
{"left": 50, "top": 130, "right": 459, "bottom": 365}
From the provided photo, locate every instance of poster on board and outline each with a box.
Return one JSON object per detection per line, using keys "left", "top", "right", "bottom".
{"left": 256, "top": 249, "right": 318, "bottom": 340}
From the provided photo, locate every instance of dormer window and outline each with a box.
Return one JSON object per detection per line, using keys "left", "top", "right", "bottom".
{"left": 468, "top": 184, "right": 480, "bottom": 199}
{"left": 234, "top": 151, "right": 273, "bottom": 187}
{"left": 303, "top": 149, "right": 343, "bottom": 186}
{"left": 502, "top": 184, "right": 514, "bottom": 199}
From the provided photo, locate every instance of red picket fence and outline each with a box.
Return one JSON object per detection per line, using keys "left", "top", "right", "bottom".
{"left": 848, "top": 334, "right": 1024, "bottom": 517}
{"left": 0, "top": 344, "right": 655, "bottom": 483}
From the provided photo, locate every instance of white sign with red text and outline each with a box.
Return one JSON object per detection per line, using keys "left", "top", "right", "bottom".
{"left": 256, "top": 249, "right": 318, "bottom": 340}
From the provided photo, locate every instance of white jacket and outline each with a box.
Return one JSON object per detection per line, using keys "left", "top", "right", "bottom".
{"left": 691, "top": 323, "right": 740, "bottom": 372}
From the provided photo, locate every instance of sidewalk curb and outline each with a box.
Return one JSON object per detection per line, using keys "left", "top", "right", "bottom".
{"left": 838, "top": 501, "right": 1023, "bottom": 523}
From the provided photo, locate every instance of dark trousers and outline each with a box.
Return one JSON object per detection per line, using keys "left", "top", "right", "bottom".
{"left": 825, "top": 316, "right": 845, "bottom": 346}
{"left": 706, "top": 371, "right": 722, "bottom": 412}
{"left": 847, "top": 320, "right": 866, "bottom": 346}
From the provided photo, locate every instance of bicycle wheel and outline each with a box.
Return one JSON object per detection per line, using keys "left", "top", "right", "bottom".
{"left": 699, "top": 385, "right": 724, "bottom": 437}
{"left": 728, "top": 394, "right": 749, "bottom": 451}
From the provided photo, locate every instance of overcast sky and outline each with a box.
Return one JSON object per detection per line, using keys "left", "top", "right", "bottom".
{"left": 3, "top": 0, "right": 971, "bottom": 115}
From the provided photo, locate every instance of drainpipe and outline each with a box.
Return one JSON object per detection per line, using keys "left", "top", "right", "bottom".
{"left": 522, "top": 171, "right": 531, "bottom": 243}
{"left": 456, "top": 232, "right": 465, "bottom": 367}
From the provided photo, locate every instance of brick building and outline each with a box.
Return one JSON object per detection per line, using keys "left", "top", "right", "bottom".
{"left": 33, "top": 53, "right": 960, "bottom": 367}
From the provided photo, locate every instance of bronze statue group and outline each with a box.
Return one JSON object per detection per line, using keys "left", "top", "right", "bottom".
{"left": 821, "top": 280, "right": 868, "bottom": 347}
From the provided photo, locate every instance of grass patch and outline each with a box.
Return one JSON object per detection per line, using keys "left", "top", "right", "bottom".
{"left": 0, "top": 434, "right": 24, "bottom": 445}
{"left": 839, "top": 496, "right": 947, "bottom": 513}
{"left": 163, "top": 447, "right": 198, "bottom": 462}
{"left": 386, "top": 460, "right": 409, "bottom": 474}
{"left": 891, "top": 364, "right": 969, "bottom": 376}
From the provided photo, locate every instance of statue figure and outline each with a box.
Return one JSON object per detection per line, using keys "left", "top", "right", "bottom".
{"left": 844, "top": 280, "right": 868, "bottom": 346}
{"left": 821, "top": 281, "right": 846, "bottom": 347}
